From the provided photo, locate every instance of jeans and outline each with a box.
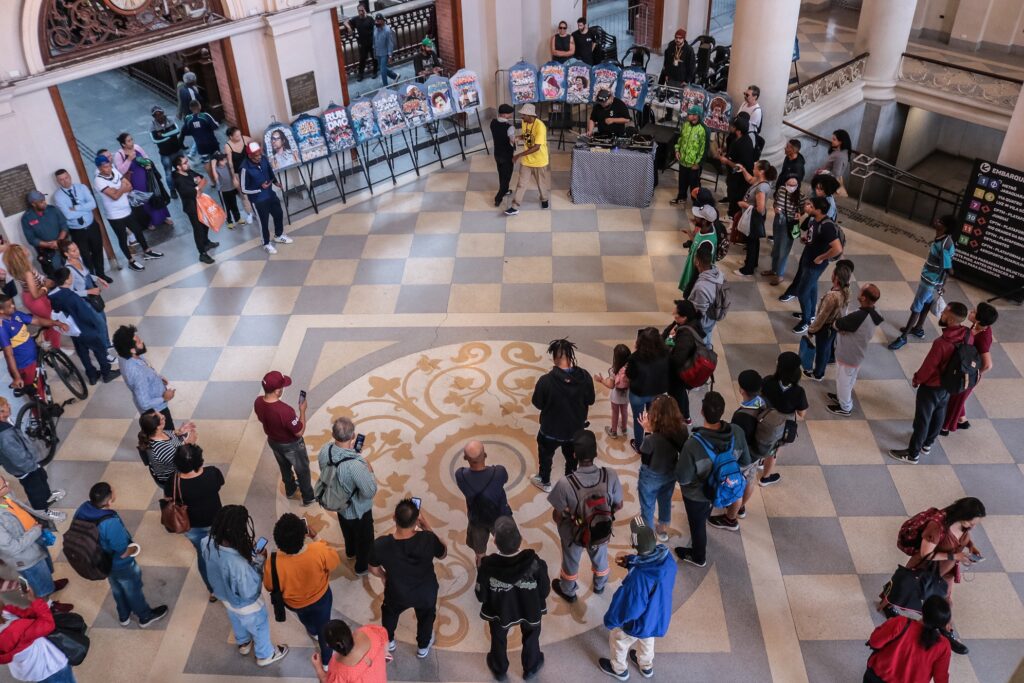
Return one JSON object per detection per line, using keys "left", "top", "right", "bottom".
{"left": 495, "top": 159, "right": 513, "bottom": 204}
{"left": 835, "top": 363, "right": 859, "bottom": 412}
{"left": 628, "top": 391, "right": 658, "bottom": 445}
{"left": 72, "top": 334, "right": 112, "bottom": 383}
{"left": 19, "top": 467, "right": 53, "bottom": 511}
{"left": 378, "top": 56, "right": 399, "bottom": 85}
{"left": 268, "top": 439, "right": 314, "bottom": 503}
{"left": 220, "top": 189, "right": 241, "bottom": 222}
{"left": 184, "top": 526, "right": 213, "bottom": 593}
{"left": 793, "top": 259, "right": 828, "bottom": 325}
{"left": 40, "top": 664, "right": 77, "bottom": 683}
{"left": 908, "top": 385, "right": 950, "bottom": 456}
{"left": 107, "top": 561, "right": 154, "bottom": 622}
{"left": 488, "top": 620, "right": 543, "bottom": 677}
{"left": 799, "top": 330, "right": 834, "bottom": 379}
{"left": 253, "top": 197, "right": 284, "bottom": 245}
{"left": 536, "top": 432, "right": 577, "bottom": 485}
{"left": 357, "top": 41, "right": 376, "bottom": 78}
{"left": 682, "top": 496, "right": 712, "bottom": 564}
{"left": 381, "top": 601, "right": 436, "bottom": 648}
{"left": 108, "top": 213, "right": 149, "bottom": 261}
{"left": 20, "top": 551, "right": 55, "bottom": 597}
{"left": 291, "top": 587, "right": 333, "bottom": 663}
{"left": 338, "top": 509, "right": 374, "bottom": 574}
{"left": 771, "top": 213, "right": 795, "bottom": 277}
{"left": 227, "top": 605, "right": 275, "bottom": 660}
{"left": 637, "top": 465, "right": 676, "bottom": 528}
{"left": 159, "top": 154, "right": 176, "bottom": 193}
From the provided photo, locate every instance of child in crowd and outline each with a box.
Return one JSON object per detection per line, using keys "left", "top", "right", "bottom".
{"left": 758, "top": 352, "right": 807, "bottom": 487}
{"left": 710, "top": 369, "right": 765, "bottom": 530}
{"left": 595, "top": 344, "right": 631, "bottom": 439}
{"left": 211, "top": 152, "right": 242, "bottom": 228}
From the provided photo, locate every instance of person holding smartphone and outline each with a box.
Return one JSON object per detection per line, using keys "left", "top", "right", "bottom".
{"left": 254, "top": 371, "right": 313, "bottom": 507}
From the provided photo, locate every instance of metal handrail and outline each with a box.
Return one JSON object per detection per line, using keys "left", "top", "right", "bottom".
{"left": 782, "top": 120, "right": 865, "bottom": 157}
{"left": 788, "top": 52, "right": 869, "bottom": 93}
{"left": 901, "top": 52, "right": 1024, "bottom": 86}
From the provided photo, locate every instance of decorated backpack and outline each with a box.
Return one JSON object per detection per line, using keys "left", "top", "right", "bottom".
{"left": 897, "top": 507, "right": 946, "bottom": 556}
{"left": 568, "top": 468, "right": 615, "bottom": 549}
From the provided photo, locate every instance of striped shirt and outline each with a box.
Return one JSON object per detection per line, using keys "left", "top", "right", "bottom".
{"left": 147, "top": 434, "right": 183, "bottom": 484}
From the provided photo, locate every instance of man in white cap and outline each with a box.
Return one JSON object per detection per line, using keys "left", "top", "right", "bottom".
{"left": 504, "top": 103, "right": 550, "bottom": 217}
{"left": 239, "top": 141, "right": 292, "bottom": 255}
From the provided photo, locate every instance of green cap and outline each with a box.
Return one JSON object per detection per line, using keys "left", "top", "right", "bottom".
{"left": 421, "top": 37, "right": 435, "bottom": 48}
{"left": 687, "top": 105, "right": 703, "bottom": 116}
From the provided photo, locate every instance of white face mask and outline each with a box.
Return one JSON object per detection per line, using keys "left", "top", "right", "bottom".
{"left": 785, "top": 183, "right": 798, "bottom": 194}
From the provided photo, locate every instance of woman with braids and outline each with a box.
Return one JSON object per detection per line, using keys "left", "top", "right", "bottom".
{"left": 529, "top": 338, "right": 595, "bottom": 493}
{"left": 201, "top": 505, "right": 289, "bottom": 667}
{"left": 865, "top": 595, "right": 952, "bottom": 682}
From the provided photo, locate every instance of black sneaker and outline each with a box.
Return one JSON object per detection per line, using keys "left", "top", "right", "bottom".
{"left": 139, "top": 605, "right": 169, "bottom": 628}
{"left": 199, "top": 253, "right": 215, "bottom": 264}
{"left": 143, "top": 250, "right": 164, "bottom": 259}
{"left": 486, "top": 653, "right": 509, "bottom": 681}
{"left": 102, "top": 370, "right": 121, "bottom": 383}
{"left": 909, "top": 327, "right": 926, "bottom": 338}
{"left": 205, "top": 241, "right": 220, "bottom": 249}
{"left": 881, "top": 605, "right": 899, "bottom": 619}
{"left": 791, "top": 312, "right": 803, "bottom": 319}
{"left": 944, "top": 629, "right": 969, "bottom": 655}
{"left": 97, "top": 274, "right": 114, "bottom": 284}
{"left": 939, "top": 429, "right": 950, "bottom": 437}
{"left": 827, "top": 392, "right": 838, "bottom": 401}
{"left": 523, "top": 655, "right": 545, "bottom": 680}
{"left": 737, "top": 505, "right": 747, "bottom": 519}
{"left": 759, "top": 473, "right": 782, "bottom": 487}
{"left": 628, "top": 650, "right": 654, "bottom": 678}
{"left": 541, "top": 200, "right": 549, "bottom": 209}
{"left": 888, "top": 449, "right": 919, "bottom": 464}
{"left": 673, "top": 546, "right": 707, "bottom": 567}
{"left": 778, "top": 294, "right": 795, "bottom": 302}
{"left": 551, "top": 578, "right": 576, "bottom": 603}
{"left": 598, "top": 658, "right": 629, "bottom": 680}
{"left": 887, "top": 336, "right": 908, "bottom": 350}
{"left": 958, "top": 420, "right": 971, "bottom": 430}
{"left": 708, "top": 514, "right": 739, "bottom": 532}
{"left": 669, "top": 197, "right": 685, "bottom": 205}
{"left": 792, "top": 322, "right": 809, "bottom": 334}
{"left": 504, "top": 207, "right": 520, "bottom": 216}
{"left": 801, "top": 369, "right": 814, "bottom": 379}
{"left": 826, "top": 403, "right": 851, "bottom": 417}
{"left": 128, "top": 260, "right": 145, "bottom": 271}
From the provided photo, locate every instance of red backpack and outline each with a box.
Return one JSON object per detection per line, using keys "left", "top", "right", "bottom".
{"left": 897, "top": 508, "right": 946, "bottom": 556}
{"left": 677, "top": 326, "right": 718, "bottom": 388}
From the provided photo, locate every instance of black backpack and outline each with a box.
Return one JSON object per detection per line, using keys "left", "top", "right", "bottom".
{"left": 458, "top": 468, "right": 503, "bottom": 526}
{"left": 940, "top": 332, "right": 981, "bottom": 394}
{"left": 63, "top": 515, "right": 114, "bottom": 581}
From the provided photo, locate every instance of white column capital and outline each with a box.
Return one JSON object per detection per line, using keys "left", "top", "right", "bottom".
{"left": 997, "top": 92, "right": 1024, "bottom": 170}
{"left": 857, "top": 0, "right": 918, "bottom": 102}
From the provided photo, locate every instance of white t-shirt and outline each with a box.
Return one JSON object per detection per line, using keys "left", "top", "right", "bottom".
{"left": 738, "top": 101, "right": 762, "bottom": 135}
{"left": 0, "top": 613, "right": 69, "bottom": 681}
{"left": 94, "top": 168, "right": 131, "bottom": 220}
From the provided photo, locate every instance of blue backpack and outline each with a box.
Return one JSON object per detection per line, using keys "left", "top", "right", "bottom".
{"left": 694, "top": 433, "right": 746, "bottom": 508}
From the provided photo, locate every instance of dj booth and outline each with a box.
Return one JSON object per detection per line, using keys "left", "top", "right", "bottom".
{"left": 569, "top": 134, "right": 657, "bottom": 207}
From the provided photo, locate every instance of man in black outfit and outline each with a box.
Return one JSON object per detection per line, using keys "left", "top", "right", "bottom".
{"left": 779, "top": 139, "right": 806, "bottom": 186}
{"left": 490, "top": 104, "right": 516, "bottom": 207}
{"left": 587, "top": 90, "right": 632, "bottom": 137}
{"left": 572, "top": 17, "right": 596, "bottom": 65}
{"left": 347, "top": 4, "right": 377, "bottom": 80}
{"left": 169, "top": 155, "right": 217, "bottom": 264}
{"left": 717, "top": 116, "right": 755, "bottom": 217}
{"left": 661, "top": 29, "right": 695, "bottom": 86}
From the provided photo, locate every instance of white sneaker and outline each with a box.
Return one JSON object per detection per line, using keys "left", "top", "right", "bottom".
{"left": 106, "top": 353, "right": 117, "bottom": 365}
{"left": 530, "top": 475, "right": 552, "bottom": 493}
{"left": 245, "top": 212, "right": 254, "bottom": 225}
{"left": 256, "top": 645, "right": 289, "bottom": 667}
{"left": 416, "top": 634, "right": 435, "bottom": 658}
{"left": 387, "top": 640, "right": 397, "bottom": 652}
{"left": 263, "top": 243, "right": 278, "bottom": 255}
{"left": 43, "top": 509, "right": 67, "bottom": 523}
{"left": 47, "top": 489, "right": 66, "bottom": 504}
{"left": 273, "top": 234, "right": 293, "bottom": 244}
{"left": 237, "top": 641, "right": 252, "bottom": 656}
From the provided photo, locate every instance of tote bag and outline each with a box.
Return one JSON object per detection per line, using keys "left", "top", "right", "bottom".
{"left": 195, "top": 193, "right": 227, "bottom": 233}
{"left": 159, "top": 474, "right": 190, "bottom": 533}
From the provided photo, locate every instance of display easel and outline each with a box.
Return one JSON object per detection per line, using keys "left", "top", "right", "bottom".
{"left": 432, "top": 115, "right": 467, "bottom": 163}
{"left": 280, "top": 164, "right": 317, "bottom": 222}
{"left": 458, "top": 109, "right": 490, "bottom": 155}
{"left": 410, "top": 123, "right": 446, "bottom": 169}
{"left": 306, "top": 155, "right": 346, "bottom": 208}
{"left": 364, "top": 137, "right": 398, "bottom": 185}
{"left": 383, "top": 129, "right": 421, "bottom": 177}
{"left": 334, "top": 146, "right": 373, "bottom": 196}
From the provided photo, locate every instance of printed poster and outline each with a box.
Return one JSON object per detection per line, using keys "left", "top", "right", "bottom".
{"left": 565, "top": 60, "right": 592, "bottom": 104}
{"left": 539, "top": 61, "right": 566, "bottom": 102}
{"left": 591, "top": 63, "right": 621, "bottom": 103}
{"left": 703, "top": 92, "right": 733, "bottom": 133}
{"left": 349, "top": 98, "right": 380, "bottom": 144}
{"left": 322, "top": 103, "right": 356, "bottom": 152}
{"left": 264, "top": 123, "right": 300, "bottom": 172}
{"left": 291, "top": 113, "right": 328, "bottom": 163}
{"left": 372, "top": 88, "right": 407, "bottom": 136}
{"left": 401, "top": 83, "right": 432, "bottom": 127}
{"left": 680, "top": 85, "right": 709, "bottom": 116}
{"left": 507, "top": 61, "right": 539, "bottom": 104}
{"left": 425, "top": 75, "right": 455, "bottom": 119}
{"left": 618, "top": 66, "right": 647, "bottom": 111}
{"left": 449, "top": 69, "right": 482, "bottom": 112}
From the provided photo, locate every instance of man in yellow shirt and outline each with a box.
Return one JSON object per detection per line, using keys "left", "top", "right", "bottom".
{"left": 505, "top": 103, "right": 550, "bottom": 216}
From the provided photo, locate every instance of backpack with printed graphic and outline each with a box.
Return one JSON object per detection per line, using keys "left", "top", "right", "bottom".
{"left": 568, "top": 468, "right": 615, "bottom": 549}
{"left": 897, "top": 508, "right": 946, "bottom": 556}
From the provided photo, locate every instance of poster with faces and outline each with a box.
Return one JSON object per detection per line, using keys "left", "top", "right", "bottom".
{"left": 449, "top": 69, "right": 482, "bottom": 112}
{"left": 508, "top": 61, "right": 539, "bottom": 104}
{"left": 264, "top": 123, "right": 300, "bottom": 171}
{"left": 565, "top": 60, "right": 592, "bottom": 104}
{"left": 617, "top": 66, "right": 648, "bottom": 111}
{"left": 401, "top": 84, "right": 432, "bottom": 127}
{"left": 703, "top": 92, "right": 733, "bottom": 133}
{"left": 680, "top": 85, "right": 709, "bottom": 116}
{"left": 349, "top": 98, "right": 380, "bottom": 144}
{"left": 426, "top": 75, "right": 455, "bottom": 119}
{"left": 322, "top": 104, "right": 356, "bottom": 153}
{"left": 539, "top": 62, "right": 567, "bottom": 102}
{"left": 372, "top": 88, "right": 407, "bottom": 136}
{"left": 591, "top": 63, "right": 621, "bottom": 104}
{"left": 291, "top": 114, "right": 328, "bottom": 162}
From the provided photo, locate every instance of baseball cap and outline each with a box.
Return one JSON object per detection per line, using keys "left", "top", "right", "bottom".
{"left": 595, "top": 89, "right": 611, "bottom": 103}
{"left": 520, "top": 103, "right": 538, "bottom": 117}
{"left": 151, "top": 105, "right": 165, "bottom": 114}
{"left": 630, "top": 516, "right": 657, "bottom": 554}
{"left": 94, "top": 154, "right": 111, "bottom": 167}
{"left": 687, "top": 105, "right": 703, "bottom": 116}
{"left": 25, "top": 190, "right": 46, "bottom": 203}
{"left": 421, "top": 37, "right": 434, "bottom": 48}
{"left": 375, "top": 13, "right": 384, "bottom": 20}
{"left": 692, "top": 204, "right": 717, "bottom": 223}
{"left": 246, "top": 141, "right": 262, "bottom": 155}
{"left": 261, "top": 371, "right": 292, "bottom": 392}
{"left": 675, "top": 29, "right": 687, "bottom": 39}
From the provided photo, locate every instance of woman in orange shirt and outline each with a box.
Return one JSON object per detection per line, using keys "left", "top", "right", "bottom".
{"left": 313, "top": 619, "right": 389, "bottom": 683}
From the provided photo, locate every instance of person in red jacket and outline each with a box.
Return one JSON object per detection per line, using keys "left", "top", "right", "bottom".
{"left": 0, "top": 591, "right": 76, "bottom": 682}
{"left": 889, "top": 302, "right": 969, "bottom": 464}
{"left": 865, "top": 595, "right": 951, "bottom": 683}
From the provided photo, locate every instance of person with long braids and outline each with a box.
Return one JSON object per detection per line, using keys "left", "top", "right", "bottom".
{"left": 529, "top": 339, "right": 595, "bottom": 493}
{"left": 865, "top": 595, "right": 952, "bottom": 682}
{"left": 201, "top": 505, "right": 289, "bottom": 668}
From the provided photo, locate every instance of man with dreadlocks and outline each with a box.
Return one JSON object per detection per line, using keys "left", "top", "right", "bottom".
{"left": 530, "top": 338, "right": 595, "bottom": 493}
{"left": 202, "top": 505, "right": 290, "bottom": 667}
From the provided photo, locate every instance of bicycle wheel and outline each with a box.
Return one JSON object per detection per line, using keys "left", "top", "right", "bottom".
{"left": 43, "top": 348, "right": 88, "bottom": 401}
{"left": 14, "top": 402, "right": 58, "bottom": 466}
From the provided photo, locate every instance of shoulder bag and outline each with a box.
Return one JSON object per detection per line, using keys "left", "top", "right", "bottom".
{"left": 159, "top": 473, "right": 191, "bottom": 534}
{"left": 269, "top": 552, "right": 287, "bottom": 622}
{"left": 879, "top": 551, "right": 949, "bottom": 616}
{"left": 46, "top": 611, "right": 90, "bottom": 666}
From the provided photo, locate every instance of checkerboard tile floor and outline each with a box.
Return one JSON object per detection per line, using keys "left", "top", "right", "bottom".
{"left": 4, "top": 148, "right": 1024, "bottom": 683}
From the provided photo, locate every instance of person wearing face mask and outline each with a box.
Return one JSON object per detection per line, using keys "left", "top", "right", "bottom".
{"left": 765, "top": 174, "right": 804, "bottom": 285}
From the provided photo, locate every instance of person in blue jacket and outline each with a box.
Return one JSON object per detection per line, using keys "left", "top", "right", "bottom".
{"left": 239, "top": 141, "right": 292, "bottom": 255}
{"left": 599, "top": 516, "right": 677, "bottom": 680}
{"left": 74, "top": 482, "right": 168, "bottom": 628}
{"left": 47, "top": 267, "right": 119, "bottom": 385}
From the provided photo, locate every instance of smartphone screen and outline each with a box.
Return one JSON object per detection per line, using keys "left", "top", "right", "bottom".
{"left": 298, "top": 390, "right": 307, "bottom": 404}
{"left": 254, "top": 536, "right": 268, "bottom": 554}
{"left": 354, "top": 433, "right": 365, "bottom": 452}
{"left": 411, "top": 497, "right": 421, "bottom": 509}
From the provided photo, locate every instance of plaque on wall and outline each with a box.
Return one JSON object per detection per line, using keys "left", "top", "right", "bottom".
{"left": 0, "top": 165, "right": 37, "bottom": 218}
{"left": 286, "top": 71, "right": 320, "bottom": 116}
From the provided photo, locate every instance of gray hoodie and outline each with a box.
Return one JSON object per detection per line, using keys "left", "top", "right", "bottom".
{"left": 834, "top": 306, "right": 884, "bottom": 367}
{"left": 0, "top": 423, "right": 41, "bottom": 479}
{"left": 0, "top": 494, "right": 47, "bottom": 569}
{"left": 690, "top": 266, "right": 724, "bottom": 336}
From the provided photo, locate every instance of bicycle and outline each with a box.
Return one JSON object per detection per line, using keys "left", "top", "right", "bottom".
{"left": 36, "top": 331, "right": 89, "bottom": 401}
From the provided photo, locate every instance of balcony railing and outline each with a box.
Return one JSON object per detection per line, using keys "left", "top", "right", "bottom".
{"left": 898, "top": 53, "right": 1022, "bottom": 111}
{"left": 337, "top": 0, "right": 437, "bottom": 78}
{"left": 785, "top": 52, "right": 869, "bottom": 115}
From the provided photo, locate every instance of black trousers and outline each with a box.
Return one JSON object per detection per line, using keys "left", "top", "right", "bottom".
{"left": 221, "top": 190, "right": 241, "bottom": 222}
{"left": 19, "top": 468, "right": 53, "bottom": 511}
{"left": 669, "top": 382, "right": 691, "bottom": 420}
{"left": 69, "top": 223, "right": 107, "bottom": 279}
{"left": 909, "top": 384, "right": 949, "bottom": 456}
{"left": 488, "top": 620, "right": 543, "bottom": 677}
{"left": 254, "top": 197, "right": 284, "bottom": 245}
{"left": 537, "top": 433, "right": 577, "bottom": 485}
{"left": 683, "top": 497, "right": 712, "bottom": 563}
{"left": 676, "top": 165, "right": 702, "bottom": 201}
{"left": 726, "top": 172, "right": 747, "bottom": 216}
{"left": 183, "top": 209, "right": 210, "bottom": 256}
{"left": 863, "top": 668, "right": 885, "bottom": 683}
{"left": 740, "top": 211, "right": 765, "bottom": 275}
{"left": 338, "top": 509, "right": 374, "bottom": 573}
{"left": 108, "top": 209, "right": 149, "bottom": 260}
{"left": 495, "top": 159, "right": 513, "bottom": 204}
{"left": 357, "top": 41, "right": 376, "bottom": 78}
{"left": 382, "top": 601, "right": 435, "bottom": 649}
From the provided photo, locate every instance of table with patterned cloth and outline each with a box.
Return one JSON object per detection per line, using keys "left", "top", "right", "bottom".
{"left": 569, "top": 145, "right": 657, "bottom": 207}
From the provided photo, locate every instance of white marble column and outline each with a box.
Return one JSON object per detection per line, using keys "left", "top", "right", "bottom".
{"left": 856, "top": 0, "right": 918, "bottom": 101}
{"left": 997, "top": 92, "right": 1024, "bottom": 171}
{"left": 728, "top": 0, "right": 801, "bottom": 161}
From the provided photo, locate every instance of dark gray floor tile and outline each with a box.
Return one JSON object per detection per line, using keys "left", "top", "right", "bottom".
{"left": 769, "top": 517, "right": 857, "bottom": 574}
{"left": 42, "top": 460, "right": 110, "bottom": 507}
{"left": 983, "top": 344, "right": 1023, "bottom": 379}
{"left": 161, "top": 347, "right": 223, "bottom": 382}
{"left": 460, "top": 211, "right": 508, "bottom": 233}
{"left": 856, "top": 342, "right": 911, "bottom": 380}
{"left": 605, "top": 283, "right": 659, "bottom": 312}
{"left": 651, "top": 254, "right": 686, "bottom": 282}
{"left": 599, "top": 231, "right": 647, "bottom": 255}
{"left": 134, "top": 316, "right": 191, "bottom": 347}
{"left": 193, "top": 381, "right": 261, "bottom": 419}
{"left": 255, "top": 260, "right": 312, "bottom": 287}
{"left": 842, "top": 254, "right": 900, "bottom": 282}
{"left": 551, "top": 255, "right": 604, "bottom": 283}
{"left": 452, "top": 257, "right": 504, "bottom": 283}
{"left": 228, "top": 316, "right": 289, "bottom": 346}
{"left": 953, "top": 464, "right": 1024, "bottom": 514}
{"left": 107, "top": 291, "right": 159, "bottom": 317}
{"left": 500, "top": 284, "right": 552, "bottom": 312}
{"left": 395, "top": 284, "right": 451, "bottom": 314}
{"left": 550, "top": 209, "right": 599, "bottom": 232}
{"left": 409, "top": 234, "right": 459, "bottom": 257}
{"left": 466, "top": 171, "right": 499, "bottom": 191}
{"left": 93, "top": 566, "right": 187, "bottom": 630}
{"left": 823, "top": 465, "right": 907, "bottom": 516}
{"left": 292, "top": 286, "right": 350, "bottom": 315}
{"left": 419, "top": 190, "right": 466, "bottom": 211}
{"left": 79, "top": 380, "right": 139, "bottom": 418}
{"left": 724, "top": 344, "right": 784, "bottom": 379}
{"left": 193, "top": 287, "right": 254, "bottom": 316}
{"left": 967, "top": 640, "right": 1024, "bottom": 683}
{"left": 991, "top": 419, "right": 1024, "bottom": 463}
{"left": 868, "top": 420, "right": 950, "bottom": 465}
{"left": 353, "top": 258, "right": 406, "bottom": 284}
{"left": 315, "top": 235, "right": 368, "bottom": 259}
{"left": 370, "top": 211, "right": 417, "bottom": 234}
{"left": 800, "top": 639, "right": 874, "bottom": 683}
{"left": 505, "top": 232, "right": 552, "bottom": 257}
{"left": 724, "top": 280, "right": 769, "bottom": 311}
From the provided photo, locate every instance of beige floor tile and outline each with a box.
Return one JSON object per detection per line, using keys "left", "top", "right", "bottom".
{"left": 241, "top": 287, "right": 300, "bottom": 316}
{"left": 784, "top": 574, "right": 876, "bottom": 639}
{"left": 425, "top": 171, "right": 469, "bottom": 192}
{"left": 162, "top": 380, "right": 207, "bottom": 421}
{"left": 982, "top": 515, "right": 1024, "bottom": 571}
{"left": 99, "top": 461, "right": 157, "bottom": 510}
{"left": 1001, "top": 342, "right": 1024, "bottom": 376}
{"left": 550, "top": 154, "right": 571, "bottom": 172}
{"left": 646, "top": 209, "right": 685, "bottom": 231}
{"left": 855, "top": 379, "right": 918, "bottom": 420}
{"left": 954, "top": 573, "right": 1024, "bottom": 638}
{"left": 456, "top": 233, "right": 505, "bottom": 257}
{"left": 948, "top": 656, "right": 981, "bottom": 683}
{"left": 175, "top": 315, "right": 240, "bottom": 347}
{"left": 464, "top": 190, "right": 500, "bottom": 212}
{"left": 272, "top": 235, "right": 322, "bottom": 260}
{"left": 325, "top": 212, "right": 374, "bottom": 235}
{"left": 137, "top": 346, "right": 172, "bottom": 373}
{"left": 940, "top": 420, "right": 1013, "bottom": 463}
{"left": 448, "top": 284, "right": 502, "bottom": 313}
{"left": 343, "top": 285, "right": 400, "bottom": 314}
{"left": 361, "top": 234, "right": 414, "bottom": 259}
{"left": 49, "top": 559, "right": 111, "bottom": 626}
{"left": 190, "top": 419, "right": 249, "bottom": 463}
{"left": 891, "top": 340, "right": 932, "bottom": 380}
{"left": 553, "top": 283, "right": 606, "bottom": 312}
{"left": 974, "top": 379, "right": 1024, "bottom": 418}
{"left": 56, "top": 419, "right": 133, "bottom": 461}
{"left": 73, "top": 629, "right": 165, "bottom": 682}
{"left": 376, "top": 192, "right": 422, "bottom": 213}
{"left": 209, "top": 260, "right": 265, "bottom": 288}
{"left": 645, "top": 231, "right": 684, "bottom": 256}
{"left": 807, "top": 419, "right": 884, "bottom": 464}
{"left": 660, "top": 566, "right": 730, "bottom": 652}
{"left": 597, "top": 208, "right": 644, "bottom": 231}
{"left": 761, "top": 465, "right": 837, "bottom": 517}
{"left": 503, "top": 257, "right": 552, "bottom": 283}
{"left": 654, "top": 282, "right": 681, "bottom": 312}
{"left": 304, "top": 259, "right": 358, "bottom": 285}
{"left": 715, "top": 310, "right": 777, "bottom": 344}
{"left": 839, "top": 516, "right": 909, "bottom": 574}
{"left": 888, "top": 465, "right": 964, "bottom": 516}
{"left": 145, "top": 287, "right": 206, "bottom": 316}
{"left": 602, "top": 256, "right": 654, "bottom": 283}
{"left": 873, "top": 281, "right": 918, "bottom": 312}
{"left": 506, "top": 212, "right": 551, "bottom": 232}
{"left": 890, "top": 250, "right": 926, "bottom": 281}
{"left": 209, "top": 346, "right": 276, "bottom": 381}
{"left": 552, "top": 232, "right": 601, "bottom": 256}
{"left": 549, "top": 193, "right": 593, "bottom": 210}
{"left": 133, "top": 510, "right": 195, "bottom": 567}
{"left": 415, "top": 211, "right": 463, "bottom": 233}
{"left": 757, "top": 282, "right": 798, "bottom": 311}
{"left": 468, "top": 154, "right": 495, "bottom": 173}
{"left": 403, "top": 257, "right": 455, "bottom": 284}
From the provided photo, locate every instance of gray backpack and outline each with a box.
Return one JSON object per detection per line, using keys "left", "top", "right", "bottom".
{"left": 314, "top": 445, "right": 356, "bottom": 512}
